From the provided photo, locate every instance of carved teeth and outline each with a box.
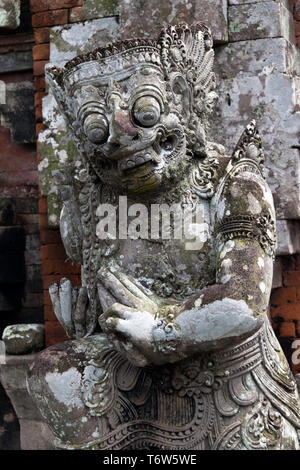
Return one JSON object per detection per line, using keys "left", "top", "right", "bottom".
{"left": 119, "top": 153, "right": 153, "bottom": 172}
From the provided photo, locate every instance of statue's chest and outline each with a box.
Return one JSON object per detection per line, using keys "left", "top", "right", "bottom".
{"left": 109, "top": 200, "right": 216, "bottom": 301}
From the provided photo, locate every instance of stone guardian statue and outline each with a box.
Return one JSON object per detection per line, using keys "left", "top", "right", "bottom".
{"left": 27, "top": 23, "right": 300, "bottom": 450}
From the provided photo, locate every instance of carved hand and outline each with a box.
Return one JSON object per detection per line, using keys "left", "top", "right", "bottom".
{"left": 97, "top": 266, "right": 185, "bottom": 366}
{"left": 49, "top": 278, "right": 89, "bottom": 339}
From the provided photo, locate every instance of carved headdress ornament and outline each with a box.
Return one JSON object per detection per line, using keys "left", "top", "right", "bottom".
{"left": 47, "top": 22, "right": 218, "bottom": 127}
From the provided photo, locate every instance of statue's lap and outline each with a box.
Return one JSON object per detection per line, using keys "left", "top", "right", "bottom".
{"left": 28, "top": 320, "right": 300, "bottom": 450}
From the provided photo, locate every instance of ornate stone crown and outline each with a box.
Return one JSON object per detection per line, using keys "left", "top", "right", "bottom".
{"left": 46, "top": 22, "right": 217, "bottom": 109}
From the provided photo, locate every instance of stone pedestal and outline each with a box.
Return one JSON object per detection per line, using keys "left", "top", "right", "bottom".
{"left": 0, "top": 353, "right": 55, "bottom": 450}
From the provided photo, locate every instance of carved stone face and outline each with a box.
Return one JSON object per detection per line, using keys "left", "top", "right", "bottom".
{"left": 69, "top": 64, "right": 187, "bottom": 197}
{"left": 48, "top": 24, "right": 217, "bottom": 198}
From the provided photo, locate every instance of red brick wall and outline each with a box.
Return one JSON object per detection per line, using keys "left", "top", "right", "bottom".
{"left": 0, "top": 123, "right": 43, "bottom": 322}
{"left": 271, "top": 255, "right": 300, "bottom": 374}
{"left": 30, "top": 0, "right": 83, "bottom": 346}
{"left": 0, "top": 14, "right": 43, "bottom": 333}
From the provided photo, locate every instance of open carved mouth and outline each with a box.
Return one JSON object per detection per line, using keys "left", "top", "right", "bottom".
{"left": 120, "top": 153, "right": 152, "bottom": 173}
{"left": 119, "top": 151, "right": 160, "bottom": 179}
{"left": 119, "top": 132, "right": 179, "bottom": 177}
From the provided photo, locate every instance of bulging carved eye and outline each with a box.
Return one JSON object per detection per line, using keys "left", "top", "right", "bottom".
{"left": 84, "top": 113, "right": 108, "bottom": 144}
{"left": 132, "top": 96, "right": 160, "bottom": 128}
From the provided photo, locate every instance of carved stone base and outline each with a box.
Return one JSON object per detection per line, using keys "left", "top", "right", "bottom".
{"left": 27, "top": 318, "right": 300, "bottom": 450}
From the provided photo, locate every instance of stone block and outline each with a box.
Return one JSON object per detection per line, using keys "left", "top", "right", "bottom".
{"left": 0, "top": 0, "right": 20, "bottom": 30}
{"left": 272, "top": 257, "right": 283, "bottom": 289}
{"left": 0, "top": 353, "right": 36, "bottom": 388}
{"left": 0, "top": 81, "right": 35, "bottom": 143}
{"left": 228, "top": 1, "right": 295, "bottom": 44}
{"left": 19, "top": 419, "right": 55, "bottom": 450}
{"left": 214, "top": 37, "right": 290, "bottom": 80}
{"left": 120, "top": 0, "right": 228, "bottom": 43}
{"left": 82, "top": 0, "right": 119, "bottom": 20}
{"left": 0, "top": 50, "right": 32, "bottom": 73}
{"left": 2, "top": 324, "right": 45, "bottom": 355}
{"left": 5, "top": 388, "right": 42, "bottom": 420}
{"left": 49, "top": 16, "right": 120, "bottom": 67}
{"left": 15, "top": 198, "right": 38, "bottom": 215}
{"left": 210, "top": 72, "right": 300, "bottom": 220}
{"left": 276, "top": 220, "right": 300, "bottom": 255}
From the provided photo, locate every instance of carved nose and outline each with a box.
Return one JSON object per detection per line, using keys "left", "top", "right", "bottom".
{"left": 108, "top": 109, "right": 139, "bottom": 146}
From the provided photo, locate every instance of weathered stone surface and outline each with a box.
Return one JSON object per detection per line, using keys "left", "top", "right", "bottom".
{"left": 2, "top": 324, "right": 45, "bottom": 355}
{"left": 272, "top": 257, "right": 282, "bottom": 289}
{"left": 214, "top": 37, "right": 291, "bottom": 80}
{"left": 5, "top": 388, "right": 42, "bottom": 420}
{"left": 0, "top": 354, "right": 36, "bottom": 390}
{"left": 210, "top": 72, "right": 300, "bottom": 220}
{"left": 19, "top": 419, "right": 55, "bottom": 450}
{"left": 0, "top": 0, "right": 20, "bottom": 30}
{"left": 81, "top": 0, "right": 119, "bottom": 20}
{"left": 121, "top": 0, "right": 228, "bottom": 43}
{"left": 50, "top": 17, "right": 120, "bottom": 67}
{"left": 228, "top": 1, "right": 295, "bottom": 44}
{"left": 0, "top": 382, "right": 20, "bottom": 449}
{"left": 276, "top": 220, "right": 300, "bottom": 255}
{"left": 0, "top": 353, "right": 55, "bottom": 450}
{"left": 229, "top": 0, "right": 292, "bottom": 14}
{"left": 0, "top": 50, "right": 32, "bottom": 73}
{"left": 0, "top": 81, "right": 35, "bottom": 143}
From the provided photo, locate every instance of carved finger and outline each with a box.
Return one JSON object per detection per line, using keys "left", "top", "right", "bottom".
{"left": 99, "top": 302, "right": 137, "bottom": 328}
{"left": 59, "top": 278, "right": 75, "bottom": 338}
{"left": 72, "top": 286, "right": 87, "bottom": 339}
{"left": 71, "top": 285, "right": 79, "bottom": 313}
{"left": 49, "top": 282, "right": 63, "bottom": 325}
{"left": 98, "top": 268, "right": 141, "bottom": 309}
{"left": 84, "top": 301, "right": 98, "bottom": 338}
{"left": 97, "top": 283, "right": 117, "bottom": 312}
{"left": 111, "top": 270, "right": 157, "bottom": 314}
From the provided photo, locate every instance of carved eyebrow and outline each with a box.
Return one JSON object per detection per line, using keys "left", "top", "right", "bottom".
{"left": 129, "top": 85, "right": 165, "bottom": 111}
{"left": 70, "top": 81, "right": 107, "bottom": 98}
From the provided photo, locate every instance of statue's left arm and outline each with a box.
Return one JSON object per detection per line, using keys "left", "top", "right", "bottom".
{"left": 174, "top": 164, "right": 276, "bottom": 355}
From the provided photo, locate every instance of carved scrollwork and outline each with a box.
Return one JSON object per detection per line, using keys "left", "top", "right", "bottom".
{"left": 232, "top": 120, "right": 265, "bottom": 176}
{"left": 241, "top": 399, "right": 283, "bottom": 450}
{"left": 191, "top": 155, "right": 220, "bottom": 198}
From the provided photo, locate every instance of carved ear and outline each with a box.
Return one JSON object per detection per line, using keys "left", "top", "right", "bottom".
{"left": 158, "top": 22, "right": 216, "bottom": 118}
{"left": 158, "top": 23, "right": 217, "bottom": 157}
{"left": 169, "top": 74, "right": 192, "bottom": 117}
